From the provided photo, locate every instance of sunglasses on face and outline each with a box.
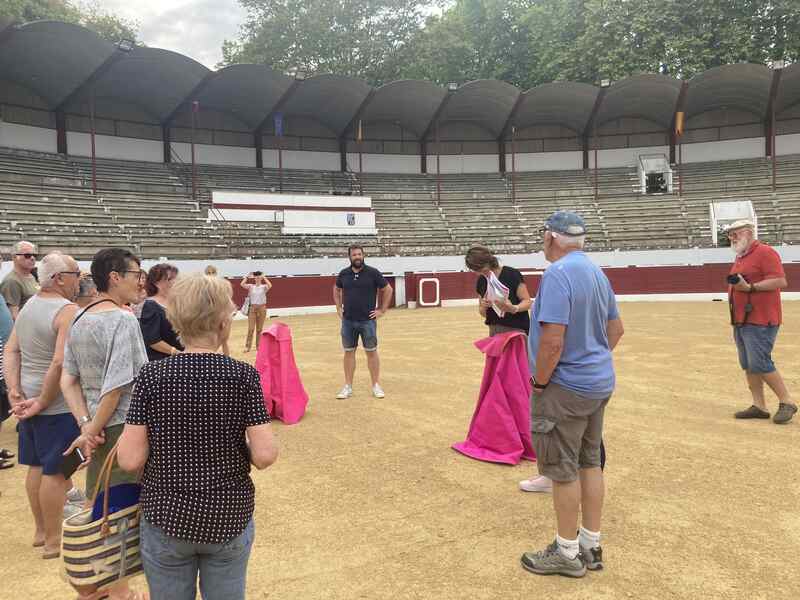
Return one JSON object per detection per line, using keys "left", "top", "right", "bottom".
{"left": 57, "top": 271, "right": 82, "bottom": 278}
{"left": 119, "top": 270, "right": 147, "bottom": 281}
{"left": 16, "top": 253, "right": 37, "bottom": 259}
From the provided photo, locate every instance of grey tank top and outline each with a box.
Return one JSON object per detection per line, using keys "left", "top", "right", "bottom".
{"left": 16, "top": 294, "right": 73, "bottom": 415}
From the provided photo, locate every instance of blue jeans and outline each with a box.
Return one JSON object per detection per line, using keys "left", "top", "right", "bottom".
{"left": 733, "top": 324, "right": 779, "bottom": 373}
{"left": 140, "top": 517, "right": 254, "bottom": 600}
{"left": 341, "top": 318, "right": 378, "bottom": 351}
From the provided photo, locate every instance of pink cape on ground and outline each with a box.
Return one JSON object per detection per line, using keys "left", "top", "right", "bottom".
{"left": 452, "top": 331, "right": 536, "bottom": 465}
{"left": 254, "top": 322, "right": 309, "bottom": 424}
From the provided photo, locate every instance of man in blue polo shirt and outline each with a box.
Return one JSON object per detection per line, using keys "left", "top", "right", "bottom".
{"left": 520, "top": 212, "right": 624, "bottom": 579}
{"left": 333, "top": 245, "right": 393, "bottom": 399}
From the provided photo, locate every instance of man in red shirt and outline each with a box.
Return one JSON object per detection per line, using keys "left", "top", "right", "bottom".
{"left": 727, "top": 220, "right": 795, "bottom": 424}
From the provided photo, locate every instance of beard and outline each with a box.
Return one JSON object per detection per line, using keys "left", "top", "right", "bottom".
{"left": 350, "top": 259, "right": 364, "bottom": 269}
{"left": 732, "top": 237, "right": 750, "bottom": 255}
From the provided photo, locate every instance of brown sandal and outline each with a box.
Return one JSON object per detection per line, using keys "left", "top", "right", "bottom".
{"left": 42, "top": 548, "right": 60, "bottom": 559}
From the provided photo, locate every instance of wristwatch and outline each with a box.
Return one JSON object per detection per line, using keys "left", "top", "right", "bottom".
{"left": 77, "top": 415, "right": 91, "bottom": 428}
{"left": 532, "top": 377, "right": 549, "bottom": 390}
{"left": 749, "top": 283, "right": 756, "bottom": 293}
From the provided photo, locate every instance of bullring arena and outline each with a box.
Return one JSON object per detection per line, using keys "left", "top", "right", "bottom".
{"left": 1, "top": 18, "right": 800, "bottom": 600}
{"left": 2, "top": 303, "right": 799, "bottom": 599}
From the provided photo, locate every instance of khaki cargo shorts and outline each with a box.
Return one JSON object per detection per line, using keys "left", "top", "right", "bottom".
{"left": 530, "top": 383, "right": 609, "bottom": 483}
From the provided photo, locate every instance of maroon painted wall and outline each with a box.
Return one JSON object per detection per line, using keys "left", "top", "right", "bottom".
{"left": 231, "top": 276, "right": 397, "bottom": 309}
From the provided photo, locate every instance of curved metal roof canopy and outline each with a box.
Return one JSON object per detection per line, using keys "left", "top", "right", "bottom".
{"left": 435, "top": 80, "right": 520, "bottom": 139}
{"left": 685, "top": 63, "right": 772, "bottom": 119}
{"left": 775, "top": 63, "right": 800, "bottom": 115}
{"left": 64, "top": 47, "right": 210, "bottom": 123}
{"left": 357, "top": 80, "right": 447, "bottom": 139}
{"left": 282, "top": 74, "right": 372, "bottom": 137}
{"left": 513, "top": 82, "right": 599, "bottom": 134}
{"left": 0, "top": 21, "right": 114, "bottom": 107}
{"left": 596, "top": 74, "right": 682, "bottom": 128}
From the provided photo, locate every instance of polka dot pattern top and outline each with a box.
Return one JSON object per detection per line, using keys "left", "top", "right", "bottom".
{"left": 126, "top": 353, "right": 270, "bottom": 544}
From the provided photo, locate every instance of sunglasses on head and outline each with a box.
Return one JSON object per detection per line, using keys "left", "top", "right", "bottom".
{"left": 16, "top": 253, "right": 37, "bottom": 259}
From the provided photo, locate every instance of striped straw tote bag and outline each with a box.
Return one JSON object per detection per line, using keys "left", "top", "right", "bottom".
{"left": 62, "top": 443, "right": 143, "bottom": 595}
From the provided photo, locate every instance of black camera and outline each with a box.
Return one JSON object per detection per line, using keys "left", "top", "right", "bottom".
{"left": 727, "top": 274, "right": 741, "bottom": 285}
{"left": 253, "top": 271, "right": 263, "bottom": 276}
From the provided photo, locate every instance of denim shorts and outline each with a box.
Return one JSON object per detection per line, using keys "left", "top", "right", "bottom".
{"left": 18, "top": 412, "right": 80, "bottom": 476}
{"left": 341, "top": 319, "right": 378, "bottom": 351}
{"left": 733, "top": 324, "right": 779, "bottom": 373}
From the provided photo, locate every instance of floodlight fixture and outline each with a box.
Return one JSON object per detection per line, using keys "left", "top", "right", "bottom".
{"left": 772, "top": 59, "right": 786, "bottom": 70}
{"left": 291, "top": 68, "right": 307, "bottom": 81}
{"left": 117, "top": 38, "right": 135, "bottom": 53}
{"left": 600, "top": 78, "right": 611, "bottom": 88}
{"left": 447, "top": 82, "right": 459, "bottom": 91}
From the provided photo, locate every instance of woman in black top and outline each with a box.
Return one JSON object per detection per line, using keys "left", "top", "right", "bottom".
{"left": 118, "top": 273, "right": 278, "bottom": 600}
{"left": 139, "top": 263, "right": 184, "bottom": 361}
{"left": 466, "top": 245, "right": 532, "bottom": 335}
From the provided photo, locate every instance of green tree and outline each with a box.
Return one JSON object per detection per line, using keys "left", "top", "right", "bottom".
{"left": 221, "top": 0, "right": 425, "bottom": 84}
{"left": 0, "top": 0, "right": 139, "bottom": 45}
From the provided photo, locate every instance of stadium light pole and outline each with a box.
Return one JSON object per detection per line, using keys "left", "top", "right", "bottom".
{"left": 435, "top": 120, "right": 441, "bottom": 204}
{"left": 772, "top": 60, "right": 785, "bottom": 193}
{"left": 511, "top": 125, "right": 517, "bottom": 204}
{"left": 190, "top": 101, "right": 198, "bottom": 202}
{"left": 89, "top": 87, "right": 97, "bottom": 195}
{"left": 596, "top": 79, "right": 611, "bottom": 202}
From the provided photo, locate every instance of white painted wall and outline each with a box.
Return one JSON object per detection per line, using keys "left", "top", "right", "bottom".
{"left": 515, "top": 151, "right": 582, "bottom": 171}
{"left": 282, "top": 210, "right": 377, "bottom": 235}
{"left": 592, "top": 145, "right": 669, "bottom": 168}
{"left": 282, "top": 150, "right": 340, "bottom": 171}
{"left": 776, "top": 133, "right": 800, "bottom": 156}
{"left": 345, "top": 153, "right": 419, "bottom": 173}
{"left": 0, "top": 122, "right": 57, "bottom": 153}
{"left": 212, "top": 191, "right": 371, "bottom": 209}
{"left": 67, "top": 132, "right": 163, "bottom": 163}
{"left": 172, "top": 142, "right": 255, "bottom": 167}
{"left": 425, "top": 154, "right": 499, "bottom": 174}
{"left": 681, "top": 138, "right": 765, "bottom": 163}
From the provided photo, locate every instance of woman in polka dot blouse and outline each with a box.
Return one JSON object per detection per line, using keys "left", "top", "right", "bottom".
{"left": 118, "top": 274, "right": 278, "bottom": 600}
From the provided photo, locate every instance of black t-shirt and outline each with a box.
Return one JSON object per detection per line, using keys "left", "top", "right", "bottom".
{"left": 336, "top": 264, "right": 388, "bottom": 321}
{"left": 475, "top": 266, "right": 531, "bottom": 333}
{"left": 139, "top": 299, "right": 185, "bottom": 361}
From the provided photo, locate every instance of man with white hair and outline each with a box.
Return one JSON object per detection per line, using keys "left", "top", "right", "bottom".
{"left": 4, "top": 251, "right": 80, "bottom": 558}
{"left": 727, "top": 220, "right": 795, "bottom": 424}
{"left": 520, "top": 212, "right": 624, "bottom": 578}
{"left": 1, "top": 240, "right": 40, "bottom": 320}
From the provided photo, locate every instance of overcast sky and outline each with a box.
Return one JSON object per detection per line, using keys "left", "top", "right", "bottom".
{"left": 96, "top": 0, "right": 247, "bottom": 68}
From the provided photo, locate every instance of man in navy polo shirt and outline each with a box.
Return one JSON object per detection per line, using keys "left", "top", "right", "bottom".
{"left": 333, "top": 245, "right": 393, "bottom": 399}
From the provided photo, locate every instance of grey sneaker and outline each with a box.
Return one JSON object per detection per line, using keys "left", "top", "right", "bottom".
{"left": 520, "top": 540, "right": 586, "bottom": 578}
{"left": 773, "top": 403, "right": 797, "bottom": 424}
{"left": 66, "top": 487, "right": 86, "bottom": 504}
{"left": 579, "top": 544, "right": 604, "bottom": 571}
{"left": 336, "top": 384, "right": 353, "bottom": 399}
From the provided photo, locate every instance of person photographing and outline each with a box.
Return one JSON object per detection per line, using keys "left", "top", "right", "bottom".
{"left": 726, "top": 220, "right": 795, "bottom": 424}
{"left": 241, "top": 271, "right": 272, "bottom": 353}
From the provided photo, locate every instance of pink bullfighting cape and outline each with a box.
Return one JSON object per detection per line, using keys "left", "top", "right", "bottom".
{"left": 254, "top": 322, "right": 309, "bottom": 424}
{"left": 452, "top": 330, "right": 536, "bottom": 465}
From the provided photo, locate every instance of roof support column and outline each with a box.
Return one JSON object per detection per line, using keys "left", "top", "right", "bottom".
{"left": 669, "top": 82, "right": 689, "bottom": 164}
{"left": 765, "top": 67, "right": 783, "bottom": 157}
{"left": 582, "top": 88, "right": 607, "bottom": 170}
{"left": 254, "top": 129, "right": 263, "bottom": 169}
{"left": 56, "top": 109, "right": 68, "bottom": 155}
{"left": 420, "top": 89, "right": 458, "bottom": 176}
{"left": 162, "top": 124, "right": 171, "bottom": 163}
{"left": 420, "top": 140, "right": 427, "bottom": 174}
{"left": 497, "top": 93, "right": 525, "bottom": 174}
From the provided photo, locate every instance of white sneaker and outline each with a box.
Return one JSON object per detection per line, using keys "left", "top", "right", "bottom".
{"left": 66, "top": 487, "right": 86, "bottom": 504}
{"left": 372, "top": 383, "right": 385, "bottom": 398}
{"left": 63, "top": 502, "right": 85, "bottom": 519}
{"left": 336, "top": 384, "right": 353, "bottom": 399}
{"left": 519, "top": 474, "right": 553, "bottom": 493}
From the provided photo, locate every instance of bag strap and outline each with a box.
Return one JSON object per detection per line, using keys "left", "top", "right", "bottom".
{"left": 72, "top": 298, "right": 118, "bottom": 327}
{"left": 89, "top": 440, "right": 122, "bottom": 537}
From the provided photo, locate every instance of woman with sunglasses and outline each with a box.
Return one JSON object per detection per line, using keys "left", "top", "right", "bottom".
{"left": 139, "top": 263, "right": 184, "bottom": 361}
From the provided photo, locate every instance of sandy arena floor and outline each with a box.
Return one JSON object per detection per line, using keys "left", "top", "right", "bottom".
{"left": 1, "top": 301, "right": 799, "bottom": 600}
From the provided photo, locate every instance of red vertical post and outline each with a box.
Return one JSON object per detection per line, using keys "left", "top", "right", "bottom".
{"left": 593, "top": 124, "right": 598, "bottom": 202}
{"left": 89, "top": 92, "right": 97, "bottom": 195}
{"left": 278, "top": 133, "right": 283, "bottom": 192}
{"left": 511, "top": 125, "right": 517, "bottom": 204}
{"left": 191, "top": 101, "right": 198, "bottom": 202}
{"left": 772, "top": 103, "right": 777, "bottom": 193}
{"left": 436, "top": 121, "right": 441, "bottom": 203}
{"left": 678, "top": 139, "right": 683, "bottom": 197}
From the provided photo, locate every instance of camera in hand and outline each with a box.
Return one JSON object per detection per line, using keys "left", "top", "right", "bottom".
{"left": 727, "top": 274, "right": 741, "bottom": 285}
{"left": 252, "top": 271, "right": 263, "bottom": 277}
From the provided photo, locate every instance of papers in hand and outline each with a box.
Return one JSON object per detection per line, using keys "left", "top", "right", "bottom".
{"left": 484, "top": 271, "right": 510, "bottom": 317}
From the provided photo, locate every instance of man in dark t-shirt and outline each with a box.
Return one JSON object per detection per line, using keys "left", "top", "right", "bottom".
{"left": 333, "top": 245, "right": 393, "bottom": 399}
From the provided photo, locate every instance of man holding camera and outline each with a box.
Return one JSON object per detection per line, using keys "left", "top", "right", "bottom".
{"left": 727, "top": 220, "right": 795, "bottom": 424}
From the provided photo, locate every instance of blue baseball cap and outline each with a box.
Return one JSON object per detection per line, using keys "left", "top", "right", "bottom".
{"left": 543, "top": 211, "right": 586, "bottom": 236}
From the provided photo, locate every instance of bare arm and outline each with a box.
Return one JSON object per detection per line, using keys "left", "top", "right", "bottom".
{"left": 246, "top": 422, "right": 278, "bottom": 469}
{"left": 149, "top": 340, "right": 178, "bottom": 355}
{"left": 61, "top": 370, "right": 90, "bottom": 423}
{"left": 753, "top": 277, "right": 787, "bottom": 291}
{"left": 379, "top": 284, "right": 393, "bottom": 311}
{"left": 9, "top": 305, "right": 19, "bottom": 320}
{"left": 607, "top": 318, "right": 624, "bottom": 351}
{"left": 240, "top": 275, "right": 253, "bottom": 290}
{"left": 4, "top": 328, "right": 23, "bottom": 406}
{"left": 534, "top": 323, "right": 566, "bottom": 385}
{"left": 333, "top": 285, "right": 343, "bottom": 318}
{"left": 117, "top": 424, "right": 149, "bottom": 472}
{"left": 478, "top": 295, "right": 490, "bottom": 317}
{"left": 263, "top": 277, "right": 272, "bottom": 291}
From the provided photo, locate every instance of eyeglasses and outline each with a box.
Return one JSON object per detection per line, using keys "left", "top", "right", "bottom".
{"left": 57, "top": 271, "right": 81, "bottom": 278}
{"left": 15, "top": 253, "right": 37, "bottom": 259}
{"left": 120, "top": 270, "right": 147, "bottom": 281}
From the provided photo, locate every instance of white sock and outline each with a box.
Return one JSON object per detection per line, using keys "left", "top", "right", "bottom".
{"left": 579, "top": 526, "right": 601, "bottom": 549}
{"left": 556, "top": 534, "right": 579, "bottom": 560}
